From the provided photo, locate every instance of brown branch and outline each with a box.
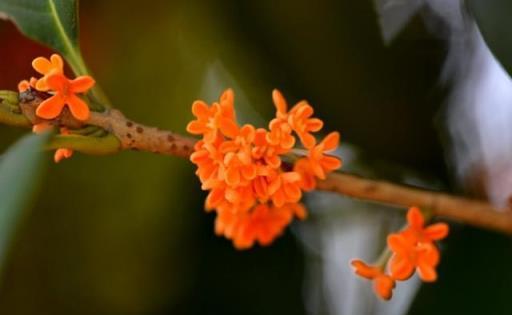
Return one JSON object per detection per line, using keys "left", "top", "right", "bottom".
{"left": 317, "top": 173, "right": 512, "bottom": 235}
{"left": 19, "top": 89, "right": 196, "bottom": 158}
{"left": 12, "top": 89, "right": 512, "bottom": 235}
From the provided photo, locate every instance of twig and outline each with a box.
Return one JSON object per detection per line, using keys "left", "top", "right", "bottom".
{"left": 2, "top": 89, "right": 512, "bottom": 235}
{"left": 316, "top": 173, "right": 512, "bottom": 235}
{"left": 17, "top": 89, "right": 196, "bottom": 158}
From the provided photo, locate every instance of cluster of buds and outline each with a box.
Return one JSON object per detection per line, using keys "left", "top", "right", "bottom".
{"left": 187, "top": 89, "right": 342, "bottom": 249}
{"left": 18, "top": 54, "right": 95, "bottom": 162}
{"left": 351, "top": 207, "right": 449, "bottom": 300}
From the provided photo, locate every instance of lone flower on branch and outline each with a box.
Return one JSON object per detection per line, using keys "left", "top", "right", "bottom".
{"left": 18, "top": 54, "right": 96, "bottom": 162}
{"left": 351, "top": 206, "right": 449, "bottom": 300}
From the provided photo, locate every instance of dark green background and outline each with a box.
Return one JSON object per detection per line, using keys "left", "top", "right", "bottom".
{"left": 0, "top": 0, "right": 510, "bottom": 314}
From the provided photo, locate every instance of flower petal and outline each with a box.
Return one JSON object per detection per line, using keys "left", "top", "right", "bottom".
{"left": 35, "top": 78, "right": 50, "bottom": 91}
{"left": 54, "top": 148, "right": 73, "bottom": 163}
{"left": 32, "top": 57, "right": 52, "bottom": 74}
{"left": 294, "top": 103, "right": 313, "bottom": 119}
{"left": 219, "top": 117, "right": 239, "bottom": 139}
{"left": 407, "top": 207, "right": 425, "bottom": 230}
{"left": 36, "top": 95, "right": 65, "bottom": 119}
{"left": 70, "top": 75, "right": 95, "bottom": 93}
{"left": 272, "top": 190, "right": 286, "bottom": 207}
{"left": 424, "top": 223, "right": 449, "bottom": 241}
{"left": 191, "top": 101, "right": 210, "bottom": 119}
{"left": 321, "top": 132, "right": 340, "bottom": 151}
{"left": 417, "top": 263, "right": 438, "bottom": 282}
{"left": 350, "top": 259, "right": 379, "bottom": 279}
{"left": 272, "top": 89, "right": 288, "bottom": 114}
{"left": 299, "top": 132, "right": 316, "bottom": 149}
{"left": 186, "top": 121, "right": 207, "bottom": 134}
{"left": 241, "top": 164, "right": 257, "bottom": 181}
{"left": 307, "top": 118, "right": 324, "bottom": 132}
{"left": 419, "top": 243, "right": 440, "bottom": 266}
{"left": 225, "top": 167, "right": 241, "bottom": 187}
{"left": 389, "top": 254, "right": 415, "bottom": 281}
{"left": 18, "top": 80, "right": 30, "bottom": 92}
{"left": 281, "top": 172, "right": 301, "bottom": 183}
{"left": 321, "top": 155, "right": 342, "bottom": 171}
{"left": 50, "top": 54, "right": 64, "bottom": 71}
{"left": 374, "top": 275, "right": 395, "bottom": 300}
{"left": 206, "top": 188, "right": 225, "bottom": 209}
{"left": 67, "top": 94, "right": 90, "bottom": 121}
{"left": 283, "top": 184, "right": 301, "bottom": 202}
{"left": 220, "top": 89, "right": 234, "bottom": 117}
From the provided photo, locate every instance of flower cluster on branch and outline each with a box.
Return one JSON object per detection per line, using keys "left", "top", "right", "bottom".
{"left": 187, "top": 89, "right": 342, "bottom": 249}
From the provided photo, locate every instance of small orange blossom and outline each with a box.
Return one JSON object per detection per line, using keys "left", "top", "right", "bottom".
{"left": 351, "top": 260, "right": 395, "bottom": 300}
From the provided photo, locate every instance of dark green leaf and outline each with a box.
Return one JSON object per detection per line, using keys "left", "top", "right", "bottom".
{"left": 0, "top": 0, "right": 88, "bottom": 75}
{"left": 0, "top": 0, "right": 109, "bottom": 108}
{"left": 467, "top": 0, "right": 512, "bottom": 77}
{"left": 0, "top": 133, "right": 49, "bottom": 269}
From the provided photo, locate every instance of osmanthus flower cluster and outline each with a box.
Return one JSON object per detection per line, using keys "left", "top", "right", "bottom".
{"left": 187, "top": 89, "right": 342, "bottom": 249}
{"left": 18, "top": 54, "right": 95, "bottom": 162}
{"left": 351, "top": 207, "right": 449, "bottom": 300}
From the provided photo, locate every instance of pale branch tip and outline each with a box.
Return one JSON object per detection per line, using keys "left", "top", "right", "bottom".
{"left": 1, "top": 89, "right": 512, "bottom": 235}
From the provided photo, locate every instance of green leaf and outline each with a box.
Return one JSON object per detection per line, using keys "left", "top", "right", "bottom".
{"left": 467, "top": 0, "right": 512, "bottom": 77}
{"left": 0, "top": 133, "right": 49, "bottom": 270}
{"left": 0, "top": 0, "right": 87, "bottom": 75}
{"left": 0, "top": 0, "right": 110, "bottom": 109}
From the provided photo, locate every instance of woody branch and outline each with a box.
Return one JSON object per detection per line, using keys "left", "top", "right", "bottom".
{"left": 2, "top": 89, "right": 512, "bottom": 235}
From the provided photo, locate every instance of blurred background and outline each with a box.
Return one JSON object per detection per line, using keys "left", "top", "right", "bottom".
{"left": 1, "top": 0, "right": 512, "bottom": 314}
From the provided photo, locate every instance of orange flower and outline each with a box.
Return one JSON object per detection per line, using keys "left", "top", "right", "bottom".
{"left": 186, "top": 90, "right": 239, "bottom": 142}
{"left": 252, "top": 128, "right": 281, "bottom": 169}
{"left": 17, "top": 77, "right": 38, "bottom": 93}
{"left": 54, "top": 148, "right": 74, "bottom": 163}
{"left": 36, "top": 73, "right": 95, "bottom": 121}
{"left": 307, "top": 131, "right": 342, "bottom": 180}
{"left": 272, "top": 89, "right": 324, "bottom": 148}
{"left": 268, "top": 171, "right": 303, "bottom": 207}
{"left": 19, "top": 54, "right": 95, "bottom": 123}
{"left": 288, "top": 102, "right": 323, "bottom": 148}
{"left": 387, "top": 233, "right": 440, "bottom": 282}
{"left": 54, "top": 128, "right": 74, "bottom": 163}
{"left": 267, "top": 119, "right": 295, "bottom": 153}
{"left": 188, "top": 88, "right": 336, "bottom": 249}
{"left": 351, "top": 260, "right": 395, "bottom": 300}
{"left": 386, "top": 207, "right": 448, "bottom": 282}
{"left": 401, "top": 207, "right": 449, "bottom": 244}
{"left": 32, "top": 54, "right": 64, "bottom": 91}
{"left": 351, "top": 206, "right": 449, "bottom": 301}
{"left": 191, "top": 137, "right": 227, "bottom": 190}
{"left": 219, "top": 125, "right": 257, "bottom": 186}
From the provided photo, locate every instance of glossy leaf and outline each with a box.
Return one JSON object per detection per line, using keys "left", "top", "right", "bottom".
{"left": 0, "top": 0, "right": 87, "bottom": 75}
{"left": 0, "top": 0, "right": 109, "bottom": 108}
{"left": 0, "top": 133, "right": 49, "bottom": 270}
{"left": 467, "top": 0, "right": 512, "bottom": 77}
